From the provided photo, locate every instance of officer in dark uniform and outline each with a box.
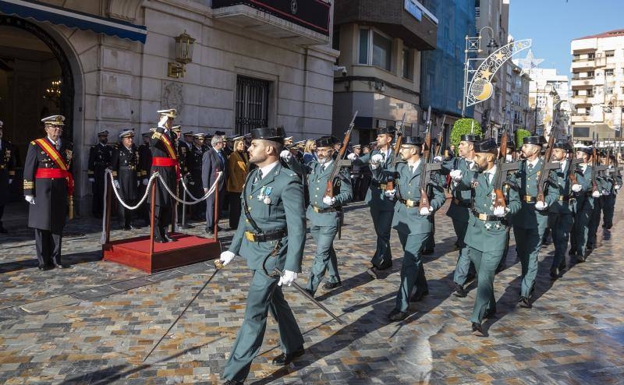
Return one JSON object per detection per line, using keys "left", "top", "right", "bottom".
{"left": 186, "top": 132, "right": 207, "bottom": 220}
{"left": 111, "top": 129, "right": 141, "bottom": 230}
{"left": 182, "top": 131, "right": 194, "bottom": 151}
{"left": 88, "top": 130, "right": 113, "bottom": 218}
{"left": 149, "top": 109, "right": 179, "bottom": 243}
{"left": 172, "top": 125, "right": 186, "bottom": 226}
{"left": 0, "top": 120, "right": 16, "bottom": 233}
{"left": 350, "top": 144, "right": 364, "bottom": 201}
{"left": 24, "top": 115, "right": 73, "bottom": 270}
{"left": 138, "top": 132, "right": 152, "bottom": 224}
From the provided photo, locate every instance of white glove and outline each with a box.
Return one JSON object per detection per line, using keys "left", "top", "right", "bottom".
{"left": 88, "top": 177, "right": 95, "bottom": 183}
{"left": 347, "top": 153, "right": 357, "bottom": 161}
{"left": 384, "top": 189, "right": 396, "bottom": 200}
{"left": 280, "top": 150, "right": 292, "bottom": 162}
{"left": 505, "top": 154, "right": 513, "bottom": 163}
{"left": 371, "top": 154, "right": 384, "bottom": 164}
{"left": 602, "top": 189, "right": 610, "bottom": 196}
{"left": 615, "top": 185, "right": 621, "bottom": 190}
{"left": 142, "top": 179, "right": 148, "bottom": 186}
{"left": 25, "top": 195, "right": 35, "bottom": 205}
{"left": 420, "top": 206, "right": 434, "bottom": 216}
{"left": 113, "top": 180, "right": 120, "bottom": 189}
{"left": 493, "top": 206, "right": 507, "bottom": 217}
{"left": 278, "top": 270, "right": 297, "bottom": 287}
{"left": 450, "top": 169, "right": 463, "bottom": 182}
{"left": 535, "top": 201, "right": 548, "bottom": 211}
{"left": 571, "top": 184, "right": 582, "bottom": 193}
{"left": 592, "top": 190, "right": 601, "bottom": 198}
{"left": 8, "top": 179, "right": 13, "bottom": 184}
{"left": 322, "top": 196, "right": 336, "bottom": 206}
{"left": 219, "top": 251, "right": 236, "bottom": 266}
{"left": 433, "top": 156, "right": 443, "bottom": 163}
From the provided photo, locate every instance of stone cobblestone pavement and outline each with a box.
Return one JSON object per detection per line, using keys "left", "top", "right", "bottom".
{"left": 1, "top": 198, "right": 624, "bottom": 384}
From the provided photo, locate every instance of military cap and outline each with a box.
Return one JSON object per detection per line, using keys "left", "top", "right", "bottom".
{"left": 575, "top": 145, "right": 593, "bottom": 155}
{"left": 352, "top": 144, "right": 361, "bottom": 149}
{"left": 250, "top": 127, "right": 285, "bottom": 143}
{"left": 315, "top": 136, "right": 334, "bottom": 148}
{"left": 232, "top": 135, "right": 245, "bottom": 141}
{"left": 214, "top": 130, "right": 226, "bottom": 136}
{"left": 553, "top": 140, "right": 572, "bottom": 152}
{"left": 402, "top": 136, "right": 423, "bottom": 146}
{"left": 377, "top": 126, "right": 396, "bottom": 135}
{"left": 98, "top": 130, "right": 109, "bottom": 136}
{"left": 141, "top": 132, "right": 151, "bottom": 138}
{"left": 119, "top": 129, "right": 134, "bottom": 138}
{"left": 294, "top": 140, "right": 306, "bottom": 146}
{"left": 193, "top": 133, "right": 206, "bottom": 139}
{"left": 523, "top": 136, "right": 543, "bottom": 145}
{"left": 183, "top": 131, "right": 194, "bottom": 137}
{"left": 41, "top": 115, "right": 65, "bottom": 126}
{"left": 369, "top": 141, "right": 377, "bottom": 146}
{"left": 171, "top": 125, "right": 182, "bottom": 132}
{"left": 157, "top": 108, "right": 177, "bottom": 118}
{"left": 460, "top": 134, "right": 482, "bottom": 142}
{"left": 474, "top": 138, "right": 498, "bottom": 154}
{"left": 284, "top": 136, "right": 294, "bottom": 141}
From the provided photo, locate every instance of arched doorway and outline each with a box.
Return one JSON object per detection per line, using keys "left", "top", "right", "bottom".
{"left": 0, "top": 16, "right": 74, "bottom": 186}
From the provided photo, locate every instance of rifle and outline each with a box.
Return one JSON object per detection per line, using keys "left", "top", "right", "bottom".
{"left": 324, "top": 111, "right": 358, "bottom": 198}
{"left": 591, "top": 133, "right": 602, "bottom": 195}
{"left": 385, "top": 113, "right": 406, "bottom": 191}
{"left": 436, "top": 115, "right": 446, "bottom": 157}
{"left": 492, "top": 126, "right": 520, "bottom": 209}
{"left": 536, "top": 101, "right": 563, "bottom": 203}
{"left": 418, "top": 106, "right": 441, "bottom": 211}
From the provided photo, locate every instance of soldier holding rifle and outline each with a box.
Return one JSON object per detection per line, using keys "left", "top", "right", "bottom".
{"left": 450, "top": 138, "right": 521, "bottom": 336}
{"left": 569, "top": 144, "right": 599, "bottom": 262}
{"left": 383, "top": 135, "right": 445, "bottom": 322}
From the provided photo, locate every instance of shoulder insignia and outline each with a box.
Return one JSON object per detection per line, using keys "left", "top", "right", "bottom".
{"left": 30, "top": 141, "right": 35, "bottom": 145}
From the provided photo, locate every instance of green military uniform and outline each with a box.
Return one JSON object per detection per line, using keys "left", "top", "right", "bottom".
{"left": 587, "top": 163, "right": 608, "bottom": 249}
{"left": 602, "top": 159, "right": 622, "bottom": 229}
{"left": 354, "top": 140, "right": 396, "bottom": 270}
{"left": 570, "top": 157, "right": 596, "bottom": 259}
{"left": 509, "top": 154, "right": 558, "bottom": 301}
{"left": 223, "top": 129, "right": 306, "bottom": 384}
{"left": 304, "top": 158, "right": 352, "bottom": 294}
{"left": 388, "top": 153, "right": 445, "bottom": 315}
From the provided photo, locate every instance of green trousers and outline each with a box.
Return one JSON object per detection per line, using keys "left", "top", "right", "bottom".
{"left": 394, "top": 231, "right": 429, "bottom": 312}
{"left": 548, "top": 212, "right": 573, "bottom": 270}
{"left": 513, "top": 222, "right": 545, "bottom": 298}
{"left": 467, "top": 246, "right": 503, "bottom": 323}
{"left": 370, "top": 207, "right": 394, "bottom": 268}
{"left": 306, "top": 223, "right": 340, "bottom": 294}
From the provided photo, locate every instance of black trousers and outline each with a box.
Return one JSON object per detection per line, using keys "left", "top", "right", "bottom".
{"left": 228, "top": 192, "right": 241, "bottom": 229}
{"left": 0, "top": 205, "right": 4, "bottom": 228}
{"left": 35, "top": 229, "right": 62, "bottom": 267}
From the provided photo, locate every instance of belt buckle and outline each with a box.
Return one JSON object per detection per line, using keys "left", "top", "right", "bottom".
{"left": 313, "top": 206, "right": 321, "bottom": 213}
{"left": 380, "top": 183, "right": 386, "bottom": 189}
{"left": 245, "top": 231, "right": 256, "bottom": 242}
{"left": 558, "top": 195, "right": 564, "bottom": 201}
{"left": 478, "top": 213, "right": 488, "bottom": 221}
{"left": 406, "top": 199, "right": 415, "bottom": 207}
{"left": 524, "top": 196, "right": 533, "bottom": 203}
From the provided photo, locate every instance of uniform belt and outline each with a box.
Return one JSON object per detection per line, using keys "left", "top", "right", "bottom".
{"left": 312, "top": 206, "right": 339, "bottom": 213}
{"left": 152, "top": 157, "right": 178, "bottom": 167}
{"left": 452, "top": 198, "right": 471, "bottom": 207}
{"left": 521, "top": 195, "right": 537, "bottom": 203}
{"left": 471, "top": 209, "right": 502, "bottom": 222}
{"left": 120, "top": 165, "right": 136, "bottom": 170}
{"left": 244, "top": 229, "right": 287, "bottom": 242}
{"left": 558, "top": 195, "right": 573, "bottom": 202}
{"left": 371, "top": 180, "right": 387, "bottom": 189}
{"left": 398, "top": 198, "right": 419, "bottom": 208}
{"left": 35, "top": 168, "right": 70, "bottom": 179}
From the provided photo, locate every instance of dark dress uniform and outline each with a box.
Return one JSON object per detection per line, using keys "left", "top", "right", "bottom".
{"left": 149, "top": 125, "right": 179, "bottom": 242}
{"left": 185, "top": 144, "right": 206, "bottom": 220}
{"left": 111, "top": 142, "right": 140, "bottom": 229}
{"left": 24, "top": 134, "right": 73, "bottom": 269}
{"left": 138, "top": 134, "right": 152, "bottom": 224}
{"left": 0, "top": 137, "right": 16, "bottom": 232}
{"left": 88, "top": 142, "right": 113, "bottom": 218}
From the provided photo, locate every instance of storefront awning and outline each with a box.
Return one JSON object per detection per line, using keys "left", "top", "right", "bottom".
{"left": 0, "top": 0, "right": 147, "bottom": 43}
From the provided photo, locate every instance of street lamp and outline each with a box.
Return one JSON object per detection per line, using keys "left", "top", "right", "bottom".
{"left": 462, "top": 27, "right": 499, "bottom": 117}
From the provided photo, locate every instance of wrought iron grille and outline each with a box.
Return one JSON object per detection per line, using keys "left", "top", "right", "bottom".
{"left": 235, "top": 76, "right": 270, "bottom": 135}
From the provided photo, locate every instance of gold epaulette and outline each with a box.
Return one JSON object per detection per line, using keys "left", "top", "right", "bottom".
{"left": 23, "top": 180, "right": 34, "bottom": 189}
{"left": 30, "top": 141, "right": 35, "bottom": 145}
{"left": 152, "top": 131, "right": 162, "bottom": 140}
{"left": 112, "top": 171, "right": 118, "bottom": 177}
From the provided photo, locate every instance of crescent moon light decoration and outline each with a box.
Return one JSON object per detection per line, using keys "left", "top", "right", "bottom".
{"left": 466, "top": 39, "right": 532, "bottom": 107}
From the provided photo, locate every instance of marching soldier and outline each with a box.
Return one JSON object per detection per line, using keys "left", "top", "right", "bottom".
{"left": 509, "top": 136, "right": 558, "bottom": 308}
{"left": 441, "top": 133, "right": 481, "bottom": 297}
{"left": 24, "top": 115, "right": 73, "bottom": 270}
{"left": 450, "top": 138, "right": 521, "bottom": 336}
{"left": 88, "top": 130, "right": 113, "bottom": 218}
{"left": 602, "top": 153, "right": 621, "bottom": 229}
{"left": 138, "top": 132, "right": 152, "bottom": 225}
{"left": 349, "top": 127, "right": 397, "bottom": 279}
{"left": 586, "top": 150, "right": 608, "bottom": 252}
{"left": 111, "top": 129, "right": 141, "bottom": 230}
{"left": 569, "top": 145, "right": 598, "bottom": 262}
{"left": 0, "top": 120, "right": 16, "bottom": 233}
{"left": 186, "top": 133, "right": 207, "bottom": 220}
{"left": 384, "top": 136, "right": 445, "bottom": 321}
{"left": 301, "top": 136, "right": 352, "bottom": 296}
{"left": 149, "top": 109, "right": 179, "bottom": 243}
{"left": 217, "top": 127, "right": 306, "bottom": 385}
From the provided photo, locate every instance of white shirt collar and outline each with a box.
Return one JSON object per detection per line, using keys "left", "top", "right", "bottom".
{"left": 47, "top": 136, "right": 57, "bottom": 146}
{"left": 321, "top": 159, "right": 333, "bottom": 169}
{"left": 484, "top": 165, "right": 497, "bottom": 177}
{"left": 527, "top": 157, "right": 539, "bottom": 168}
{"left": 408, "top": 159, "right": 421, "bottom": 170}
{"left": 259, "top": 160, "right": 279, "bottom": 179}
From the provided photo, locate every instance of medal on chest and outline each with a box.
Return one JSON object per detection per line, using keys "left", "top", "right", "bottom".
{"left": 258, "top": 186, "right": 273, "bottom": 204}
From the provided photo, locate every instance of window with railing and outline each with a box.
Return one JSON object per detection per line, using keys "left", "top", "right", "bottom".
{"left": 235, "top": 76, "right": 270, "bottom": 135}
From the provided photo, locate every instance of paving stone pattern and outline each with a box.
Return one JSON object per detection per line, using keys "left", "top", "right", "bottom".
{"left": 0, "top": 199, "right": 623, "bottom": 384}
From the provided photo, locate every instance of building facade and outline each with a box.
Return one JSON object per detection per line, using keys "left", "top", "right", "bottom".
{"left": 570, "top": 29, "right": 624, "bottom": 141}
{"left": 332, "top": 0, "right": 438, "bottom": 146}
{"left": 0, "top": 0, "right": 337, "bottom": 212}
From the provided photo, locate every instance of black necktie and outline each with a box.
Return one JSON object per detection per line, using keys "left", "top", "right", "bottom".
{"left": 528, "top": 163, "right": 534, "bottom": 173}
{"left": 255, "top": 169, "right": 263, "bottom": 184}
{"left": 321, "top": 165, "right": 326, "bottom": 172}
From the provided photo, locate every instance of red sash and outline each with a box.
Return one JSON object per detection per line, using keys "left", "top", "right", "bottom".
{"left": 155, "top": 131, "right": 180, "bottom": 182}
{"left": 34, "top": 139, "right": 74, "bottom": 195}
{"left": 152, "top": 156, "right": 180, "bottom": 181}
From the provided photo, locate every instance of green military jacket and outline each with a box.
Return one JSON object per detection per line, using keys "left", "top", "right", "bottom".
{"left": 305, "top": 160, "right": 353, "bottom": 227}
{"left": 459, "top": 166, "right": 521, "bottom": 252}
{"left": 441, "top": 157, "right": 478, "bottom": 223}
{"left": 549, "top": 160, "right": 580, "bottom": 215}
{"left": 229, "top": 163, "right": 306, "bottom": 273}
{"left": 354, "top": 148, "right": 397, "bottom": 211}
{"left": 387, "top": 160, "right": 445, "bottom": 235}
{"left": 574, "top": 164, "right": 597, "bottom": 212}
{"left": 509, "top": 159, "right": 559, "bottom": 229}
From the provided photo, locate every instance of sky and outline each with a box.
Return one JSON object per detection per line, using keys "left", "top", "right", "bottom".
{"left": 509, "top": 0, "right": 623, "bottom": 77}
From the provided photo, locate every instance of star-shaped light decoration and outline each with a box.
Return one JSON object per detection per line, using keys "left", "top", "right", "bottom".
{"left": 480, "top": 68, "right": 493, "bottom": 79}
{"left": 494, "top": 51, "right": 505, "bottom": 61}
{"left": 514, "top": 49, "right": 544, "bottom": 70}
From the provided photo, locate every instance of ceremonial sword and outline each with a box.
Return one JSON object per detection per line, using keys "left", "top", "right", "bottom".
{"left": 143, "top": 259, "right": 224, "bottom": 362}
